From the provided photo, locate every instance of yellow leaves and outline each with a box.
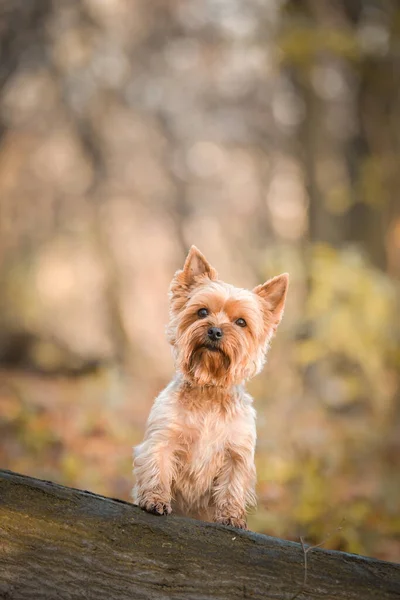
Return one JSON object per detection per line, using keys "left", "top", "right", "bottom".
{"left": 338, "top": 503, "right": 373, "bottom": 555}
{"left": 61, "top": 454, "right": 80, "bottom": 483}
{"left": 324, "top": 185, "right": 353, "bottom": 215}
{"left": 297, "top": 339, "right": 322, "bottom": 365}
{"left": 297, "top": 245, "right": 398, "bottom": 407}
{"left": 344, "top": 527, "right": 365, "bottom": 556}
{"left": 387, "top": 516, "right": 400, "bottom": 535}
{"left": 292, "top": 459, "right": 329, "bottom": 525}
{"left": 287, "top": 246, "right": 399, "bottom": 448}
{"left": 358, "top": 155, "right": 388, "bottom": 208}
{"left": 347, "top": 500, "right": 372, "bottom": 525}
{"left": 256, "top": 455, "right": 295, "bottom": 485}
{"left": 278, "top": 28, "right": 360, "bottom": 67}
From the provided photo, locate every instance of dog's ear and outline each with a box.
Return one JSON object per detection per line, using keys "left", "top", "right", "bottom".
{"left": 181, "top": 246, "right": 218, "bottom": 284}
{"left": 169, "top": 246, "right": 218, "bottom": 312}
{"left": 253, "top": 273, "right": 289, "bottom": 326}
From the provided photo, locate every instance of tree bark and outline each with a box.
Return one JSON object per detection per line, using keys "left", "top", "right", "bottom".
{"left": 0, "top": 470, "right": 399, "bottom": 600}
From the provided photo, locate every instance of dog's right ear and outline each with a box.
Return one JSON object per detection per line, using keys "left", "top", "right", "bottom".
{"left": 182, "top": 246, "right": 218, "bottom": 284}
{"left": 169, "top": 246, "right": 218, "bottom": 311}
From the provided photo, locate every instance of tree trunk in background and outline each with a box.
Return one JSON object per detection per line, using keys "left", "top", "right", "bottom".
{"left": 284, "top": 0, "right": 400, "bottom": 274}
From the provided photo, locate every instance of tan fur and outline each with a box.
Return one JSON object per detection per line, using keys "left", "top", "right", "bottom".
{"left": 133, "top": 246, "right": 288, "bottom": 529}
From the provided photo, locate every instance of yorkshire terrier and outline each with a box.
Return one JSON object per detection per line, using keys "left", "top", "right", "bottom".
{"left": 133, "top": 246, "right": 288, "bottom": 529}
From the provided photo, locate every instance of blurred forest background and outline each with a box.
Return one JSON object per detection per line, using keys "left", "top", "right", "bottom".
{"left": 0, "top": 0, "right": 399, "bottom": 561}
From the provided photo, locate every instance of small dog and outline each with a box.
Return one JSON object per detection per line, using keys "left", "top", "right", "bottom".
{"left": 133, "top": 246, "right": 288, "bottom": 529}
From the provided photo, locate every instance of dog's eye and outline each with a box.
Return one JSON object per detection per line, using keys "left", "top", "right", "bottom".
{"left": 235, "top": 318, "right": 247, "bottom": 327}
{"left": 197, "top": 308, "right": 209, "bottom": 319}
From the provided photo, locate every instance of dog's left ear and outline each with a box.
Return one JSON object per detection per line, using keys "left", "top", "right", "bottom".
{"left": 253, "top": 273, "right": 289, "bottom": 324}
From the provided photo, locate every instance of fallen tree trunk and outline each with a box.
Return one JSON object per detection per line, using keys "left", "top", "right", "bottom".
{"left": 0, "top": 470, "right": 399, "bottom": 599}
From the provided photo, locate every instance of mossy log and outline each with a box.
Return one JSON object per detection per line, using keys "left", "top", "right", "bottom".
{"left": 0, "top": 470, "right": 399, "bottom": 600}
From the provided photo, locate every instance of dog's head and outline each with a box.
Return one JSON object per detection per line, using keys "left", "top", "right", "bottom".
{"left": 167, "top": 246, "right": 288, "bottom": 387}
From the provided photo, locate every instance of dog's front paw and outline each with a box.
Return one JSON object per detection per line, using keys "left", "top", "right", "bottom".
{"left": 214, "top": 514, "right": 248, "bottom": 530}
{"left": 147, "top": 501, "right": 172, "bottom": 516}
{"left": 139, "top": 498, "right": 172, "bottom": 516}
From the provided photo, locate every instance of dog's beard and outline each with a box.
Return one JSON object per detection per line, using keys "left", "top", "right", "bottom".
{"left": 188, "top": 345, "right": 231, "bottom": 385}
{"left": 176, "top": 323, "right": 251, "bottom": 386}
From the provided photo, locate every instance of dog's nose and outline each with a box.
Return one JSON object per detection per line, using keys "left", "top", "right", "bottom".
{"left": 208, "top": 327, "right": 223, "bottom": 341}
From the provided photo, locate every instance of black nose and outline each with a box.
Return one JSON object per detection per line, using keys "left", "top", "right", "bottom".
{"left": 208, "top": 327, "right": 223, "bottom": 341}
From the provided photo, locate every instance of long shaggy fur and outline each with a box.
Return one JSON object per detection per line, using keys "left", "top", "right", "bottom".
{"left": 133, "top": 246, "right": 288, "bottom": 529}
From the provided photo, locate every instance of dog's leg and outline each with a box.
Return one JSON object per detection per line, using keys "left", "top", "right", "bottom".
{"left": 133, "top": 437, "right": 175, "bottom": 516}
{"left": 212, "top": 450, "right": 256, "bottom": 529}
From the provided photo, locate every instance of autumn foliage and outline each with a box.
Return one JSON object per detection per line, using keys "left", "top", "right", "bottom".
{"left": 0, "top": 0, "right": 399, "bottom": 562}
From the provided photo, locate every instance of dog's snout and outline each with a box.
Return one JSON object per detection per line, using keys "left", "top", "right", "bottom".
{"left": 208, "top": 327, "right": 223, "bottom": 341}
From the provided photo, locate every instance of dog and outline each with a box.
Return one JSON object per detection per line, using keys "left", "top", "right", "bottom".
{"left": 133, "top": 246, "right": 288, "bottom": 529}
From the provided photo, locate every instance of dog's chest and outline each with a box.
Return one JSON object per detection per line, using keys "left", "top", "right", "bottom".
{"left": 174, "top": 406, "right": 237, "bottom": 488}
{"left": 184, "top": 412, "right": 225, "bottom": 456}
